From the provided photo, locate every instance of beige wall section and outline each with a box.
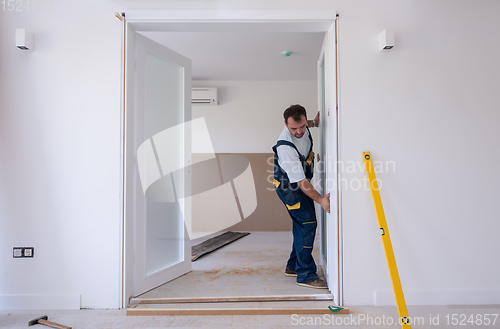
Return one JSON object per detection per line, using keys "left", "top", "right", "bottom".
{"left": 192, "top": 153, "right": 291, "bottom": 231}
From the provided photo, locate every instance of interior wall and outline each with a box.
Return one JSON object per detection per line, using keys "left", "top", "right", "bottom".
{"left": 336, "top": 0, "right": 500, "bottom": 306}
{"left": 191, "top": 80, "right": 319, "bottom": 232}
{"left": 1, "top": 0, "right": 500, "bottom": 310}
{"left": 192, "top": 80, "right": 319, "bottom": 154}
{"left": 191, "top": 153, "right": 292, "bottom": 232}
{"left": 0, "top": 1, "right": 123, "bottom": 309}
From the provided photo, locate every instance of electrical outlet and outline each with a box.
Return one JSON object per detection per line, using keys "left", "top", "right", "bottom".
{"left": 13, "top": 248, "right": 23, "bottom": 258}
{"left": 13, "top": 247, "right": 34, "bottom": 258}
{"left": 24, "top": 248, "right": 33, "bottom": 257}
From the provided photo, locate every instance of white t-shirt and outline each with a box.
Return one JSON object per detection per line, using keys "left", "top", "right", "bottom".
{"left": 276, "top": 126, "right": 311, "bottom": 183}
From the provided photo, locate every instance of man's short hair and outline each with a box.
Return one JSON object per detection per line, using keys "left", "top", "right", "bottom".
{"left": 284, "top": 104, "right": 307, "bottom": 124}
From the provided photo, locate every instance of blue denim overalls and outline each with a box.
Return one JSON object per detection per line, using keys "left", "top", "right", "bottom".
{"left": 272, "top": 128, "right": 318, "bottom": 284}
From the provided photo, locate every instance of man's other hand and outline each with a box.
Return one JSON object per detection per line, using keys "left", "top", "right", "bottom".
{"left": 320, "top": 193, "right": 330, "bottom": 213}
{"left": 314, "top": 111, "right": 320, "bottom": 128}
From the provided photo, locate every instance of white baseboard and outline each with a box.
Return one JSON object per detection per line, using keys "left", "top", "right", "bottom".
{"left": 0, "top": 294, "right": 80, "bottom": 310}
{"left": 375, "top": 290, "right": 500, "bottom": 306}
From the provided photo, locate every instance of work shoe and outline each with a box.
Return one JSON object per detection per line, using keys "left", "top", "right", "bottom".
{"left": 284, "top": 267, "right": 297, "bottom": 277}
{"left": 297, "top": 278, "right": 328, "bottom": 289}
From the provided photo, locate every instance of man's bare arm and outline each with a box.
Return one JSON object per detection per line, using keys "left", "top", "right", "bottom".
{"left": 297, "top": 179, "right": 330, "bottom": 213}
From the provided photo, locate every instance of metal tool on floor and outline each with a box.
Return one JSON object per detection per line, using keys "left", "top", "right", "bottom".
{"left": 28, "top": 315, "right": 72, "bottom": 329}
{"left": 191, "top": 231, "right": 250, "bottom": 261}
{"left": 363, "top": 152, "right": 411, "bottom": 329}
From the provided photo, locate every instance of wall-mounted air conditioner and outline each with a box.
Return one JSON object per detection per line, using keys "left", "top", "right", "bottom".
{"left": 192, "top": 88, "right": 218, "bottom": 105}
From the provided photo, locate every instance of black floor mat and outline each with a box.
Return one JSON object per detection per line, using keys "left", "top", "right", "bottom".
{"left": 191, "top": 231, "right": 250, "bottom": 262}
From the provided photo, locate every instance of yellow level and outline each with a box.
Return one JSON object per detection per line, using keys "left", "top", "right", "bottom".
{"left": 363, "top": 152, "right": 411, "bottom": 329}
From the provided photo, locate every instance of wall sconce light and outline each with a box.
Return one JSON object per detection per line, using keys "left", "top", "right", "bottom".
{"left": 16, "top": 28, "right": 34, "bottom": 51}
{"left": 379, "top": 29, "right": 394, "bottom": 51}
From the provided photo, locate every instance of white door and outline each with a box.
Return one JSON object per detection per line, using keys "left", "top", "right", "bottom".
{"left": 317, "top": 21, "right": 342, "bottom": 306}
{"left": 126, "top": 32, "right": 192, "bottom": 297}
{"left": 317, "top": 43, "right": 328, "bottom": 273}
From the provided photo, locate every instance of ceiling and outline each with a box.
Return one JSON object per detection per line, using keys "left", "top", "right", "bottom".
{"left": 140, "top": 31, "right": 325, "bottom": 81}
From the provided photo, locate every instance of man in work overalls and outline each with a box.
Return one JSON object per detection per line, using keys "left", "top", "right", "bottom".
{"left": 272, "top": 104, "right": 330, "bottom": 289}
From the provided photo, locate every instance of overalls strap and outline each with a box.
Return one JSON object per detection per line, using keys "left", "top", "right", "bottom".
{"left": 273, "top": 140, "right": 304, "bottom": 160}
{"left": 272, "top": 127, "right": 315, "bottom": 191}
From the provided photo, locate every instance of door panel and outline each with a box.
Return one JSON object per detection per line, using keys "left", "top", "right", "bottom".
{"left": 318, "top": 48, "right": 327, "bottom": 268}
{"left": 131, "top": 32, "right": 192, "bottom": 297}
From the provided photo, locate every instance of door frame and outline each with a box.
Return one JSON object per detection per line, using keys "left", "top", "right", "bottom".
{"left": 119, "top": 10, "right": 341, "bottom": 308}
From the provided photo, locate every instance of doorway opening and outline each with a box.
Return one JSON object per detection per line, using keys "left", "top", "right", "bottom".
{"left": 121, "top": 12, "right": 341, "bottom": 309}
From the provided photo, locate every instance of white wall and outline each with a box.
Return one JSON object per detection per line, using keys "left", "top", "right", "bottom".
{"left": 192, "top": 80, "right": 318, "bottom": 153}
{"left": 0, "top": 1, "right": 123, "bottom": 309}
{"left": 1, "top": 0, "right": 500, "bottom": 310}
{"left": 336, "top": 0, "right": 500, "bottom": 306}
